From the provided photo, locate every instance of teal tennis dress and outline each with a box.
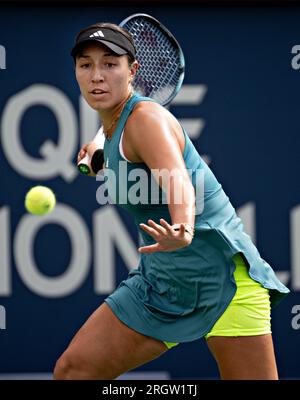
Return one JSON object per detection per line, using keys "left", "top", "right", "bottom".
{"left": 103, "top": 93, "right": 290, "bottom": 343}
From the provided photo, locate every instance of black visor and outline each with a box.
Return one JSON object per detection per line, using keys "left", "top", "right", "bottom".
{"left": 71, "top": 27, "right": 136, "bottom": 60}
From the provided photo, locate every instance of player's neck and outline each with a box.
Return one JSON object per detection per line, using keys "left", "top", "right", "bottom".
{"left": 99, "top": 90, "right": 133, "bottom": 139}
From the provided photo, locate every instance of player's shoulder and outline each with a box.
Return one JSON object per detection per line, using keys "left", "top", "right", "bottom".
{"left": 124, "top": 99, "right": 183, "bottom": 152}
{"left": 127, "top": 100, "right": 173, "bottom": 129}
{"left": 133, "top": 100, "right": 165, "bottom": 119}
{"left": 124, "top": 102, "right": 162, "bottom": 146}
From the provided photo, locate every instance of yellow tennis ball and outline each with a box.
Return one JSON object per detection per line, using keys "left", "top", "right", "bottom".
{"left": 25, "top": 186, "right": 56, "bottom": 216}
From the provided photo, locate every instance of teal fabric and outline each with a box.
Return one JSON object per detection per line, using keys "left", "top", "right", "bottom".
{"left": 103, "top": 93, "right": 290, "bottom": 343}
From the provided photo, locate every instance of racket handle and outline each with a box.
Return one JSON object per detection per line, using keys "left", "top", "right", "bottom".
{"left": 77, "top": 127, "right": 105, "bottom": 175}
{"left": 78, "top": 153, "right": 93, "bottom": 175}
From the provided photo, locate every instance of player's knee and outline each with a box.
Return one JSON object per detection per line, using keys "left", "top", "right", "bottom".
{"left": 53, "top": 352, "right": 74, "bottom": 380}
{"left": 53, "top": 351, "right": 91, "bottom": 380}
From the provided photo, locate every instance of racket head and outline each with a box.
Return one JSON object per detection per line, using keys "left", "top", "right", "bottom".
{"left": 119, "top": 13, "right": 185, "bottom": 106}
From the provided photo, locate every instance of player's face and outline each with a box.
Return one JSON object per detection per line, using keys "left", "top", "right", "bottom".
{"left": 75, "top": 43, "right": 136, "bottom": 111}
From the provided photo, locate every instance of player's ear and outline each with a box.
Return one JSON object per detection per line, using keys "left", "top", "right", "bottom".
{"left": 129, "top": 61, "right": 139, "bottom": 82}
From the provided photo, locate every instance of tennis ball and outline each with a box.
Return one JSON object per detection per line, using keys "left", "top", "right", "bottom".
{"left": 25, "top": 186, "right": 56, "bottom": 216}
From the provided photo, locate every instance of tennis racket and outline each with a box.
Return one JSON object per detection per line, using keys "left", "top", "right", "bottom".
{"left": 78, "top": 13, "right": 185, "bottom": 175}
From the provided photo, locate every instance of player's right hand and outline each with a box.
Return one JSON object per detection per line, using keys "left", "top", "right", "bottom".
{"left": 77, "top": 141, "right": 100, "bottom": 164}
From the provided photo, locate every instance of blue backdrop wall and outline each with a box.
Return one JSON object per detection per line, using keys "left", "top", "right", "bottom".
{"left": 0, "top": 3, "right": 299, "bottom": 379}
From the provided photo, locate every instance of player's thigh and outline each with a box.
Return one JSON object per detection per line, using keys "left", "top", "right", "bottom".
{"left": 206, "top": 334, "right": 278, "bottom": 380}
{"left": 54, "top": 302, "right": 168, "bottom": 379}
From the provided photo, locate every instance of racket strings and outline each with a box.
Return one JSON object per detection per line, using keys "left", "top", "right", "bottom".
{"left": 125, "top": 19, "right": 183, "bottom": 104}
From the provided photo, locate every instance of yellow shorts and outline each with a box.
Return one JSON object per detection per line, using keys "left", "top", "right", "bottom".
{"left": 163, "top": 253, "right": 271, "bottom": 349}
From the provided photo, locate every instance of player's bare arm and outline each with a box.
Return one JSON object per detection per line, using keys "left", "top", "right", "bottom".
{"left": 125, "top": 102, "right": 195, "bottom": 253}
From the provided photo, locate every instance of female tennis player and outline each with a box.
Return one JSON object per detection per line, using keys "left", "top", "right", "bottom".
{"left": 53, "top": 22, "right": 290, "bottom": 380}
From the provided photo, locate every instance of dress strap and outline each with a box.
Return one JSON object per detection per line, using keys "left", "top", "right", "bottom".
{"left": 114, "top": 92, "right": 156, "bottom": 137}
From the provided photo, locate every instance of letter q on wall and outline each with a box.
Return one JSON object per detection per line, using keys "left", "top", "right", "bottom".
{"left": 1, "top": 84, "right": 78, "bottom": 181}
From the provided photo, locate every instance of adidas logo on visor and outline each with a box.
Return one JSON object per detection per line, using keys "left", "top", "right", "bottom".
{"left": 89, "top": 30, "right": 105, "bottom": 38}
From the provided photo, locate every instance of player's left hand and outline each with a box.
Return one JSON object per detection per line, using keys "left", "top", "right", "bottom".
{"left": 138, "top": 218, "right": 193, "bottom": 253}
